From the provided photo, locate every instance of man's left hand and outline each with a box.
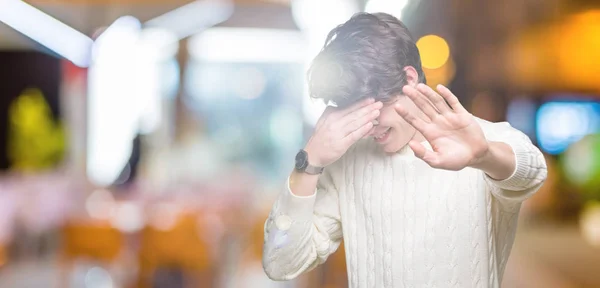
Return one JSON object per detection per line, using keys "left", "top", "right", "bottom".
{"left": 395, "top": 83, "right": 489, "bottom": 171}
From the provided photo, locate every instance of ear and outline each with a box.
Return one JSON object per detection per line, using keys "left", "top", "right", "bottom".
{"left": 403, "top": 66, "right": 420, "bottom": 87}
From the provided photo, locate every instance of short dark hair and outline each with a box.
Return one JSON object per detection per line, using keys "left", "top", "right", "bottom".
{"left": 307, "top": 12, "right": 425, "bottom": 108}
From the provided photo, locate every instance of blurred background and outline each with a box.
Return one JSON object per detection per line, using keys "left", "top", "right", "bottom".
{"left": 0, "top": 0, "right": 599, "bottom": 287}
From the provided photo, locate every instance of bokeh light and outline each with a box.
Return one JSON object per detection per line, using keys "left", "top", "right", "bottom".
{"left": 580, "top": 201, "right": 600, "bottom": 248}
{"left": 536, "top": 101, "right": 600, "bottom": 155}
{"left": 84, "top": 266, "right": 114, "bottom": 288}
{"left": 1, "top": 1, "right": 600, "bottom": 287}
{"left": 416, "top": 34, "right": 450, "bottom": 70}
{"left": 421, "top": 57, "right": 456, "bottom": 88}
{"left": 562, "top": 134, "right": 600, "bottom": 193}
{"left": 85, "top": 189, "right": 116, "bottom": 220}
{"left": 364, "top": 0, "right": 409, "bottom": 19}
{"left": 109, "top": 202, "right": 144, "bottom": 233}
{"left": 506, "top": 10, "right": 600, "bottom": 92}
{"left": 232, "top": 67, "right": 267, "bottom": 100}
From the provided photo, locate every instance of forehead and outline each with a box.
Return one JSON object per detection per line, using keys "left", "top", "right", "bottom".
{"left": 331, "top": 95, "right": 400, "bottom": 110}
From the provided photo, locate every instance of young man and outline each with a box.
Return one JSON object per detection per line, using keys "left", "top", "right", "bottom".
{"left": 262, "top": 12, "right": 547, "bottom": 288}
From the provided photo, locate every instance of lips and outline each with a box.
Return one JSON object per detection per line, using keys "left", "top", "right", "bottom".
{"left": 374, "top": 127, "right": 391, "bottom": 142}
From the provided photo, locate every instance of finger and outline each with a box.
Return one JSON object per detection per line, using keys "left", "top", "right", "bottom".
{"left": 415, "top": 83, "right": 451, "bottom": 114}
{"left": 342, "top": 109, "right": 380, "bottom": 137}
{"left": 362, "top": 126, "right": 377, "bottom": 139}
{"left": 402, "top": 85, "right": 439, "bottom": 120}
{"left": 332, "top": 97, "right": 375, "bottom": 119}
{"left": 395, "top": 103, "right": 428, "bottom": 133}
{"left": 338, "top": 101, "right": 383, "bottom": 128}
{"left": 316, "top": 106, "right": 335, "bottom": 128}
{"left": 408, "top": 140, "right": 441, "bottom": 167}
{"left": 436, "top": 84, "right": 467, "bottom": 114}
{"left": 343, "top": 121, "right": 373, "bottom": 147}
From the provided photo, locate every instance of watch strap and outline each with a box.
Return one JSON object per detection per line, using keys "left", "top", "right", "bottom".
{"left": 304, "top": 164, "right": 324, "bottom": 175}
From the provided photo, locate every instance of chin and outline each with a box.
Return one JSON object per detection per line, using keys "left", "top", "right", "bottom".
{"left": 383, "top": 147, "right": 399, "bottom": 154}
{"left": 382, "top": 142, "right": 403, "bottom": 154}
{"left": 374, "top": 128, "right": 410, "bottom": 154}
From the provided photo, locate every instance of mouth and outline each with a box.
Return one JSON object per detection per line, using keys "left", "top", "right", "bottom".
{"left": 373, "top": 127, "right": 391, "bottom": 143}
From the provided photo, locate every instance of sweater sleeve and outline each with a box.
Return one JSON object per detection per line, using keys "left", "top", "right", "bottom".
{"left": 477, "top": 118, "right": 548, "bottom": 203}
{"left": 262, "top": 169, "right": 343, "bottom": 281}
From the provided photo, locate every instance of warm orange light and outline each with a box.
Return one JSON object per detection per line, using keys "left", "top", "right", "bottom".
{"left": 416, "top": 35, "right": 450, "bottom": 70}
{"left": 422, "top": 56, "right": 456, "bottom": 88}
{"left": 506, "top": 9, "right": 600, "bottom": 93}
{"left": 580, "top": 201, "right": 600, "bottom": 248}
{"left": 555, "top": 11, "right": 600, "bottom": 90}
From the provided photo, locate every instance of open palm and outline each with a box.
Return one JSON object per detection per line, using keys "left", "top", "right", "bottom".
{"left": 396, "top": 84, "right": 489, "bottom": 171}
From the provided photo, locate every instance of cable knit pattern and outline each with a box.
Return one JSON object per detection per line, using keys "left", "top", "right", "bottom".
{"left": 485, "top": 185, "right": 496, "bottom": 288}
{"left": 468, "top": 177, "right": 482, "bottom": 288}
{"left": 263, "top": 119, "right": 547, "bottom": 287}
{"left": 383, "top": 155, "right": 393, "bottom": 287}
{"left": 359, "top": 148, "right": 375, "bottom": 288}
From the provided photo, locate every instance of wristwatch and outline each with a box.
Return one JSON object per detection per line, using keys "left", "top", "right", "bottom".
{"left": 295, "top": 149, "right": 324, "bottom": 175}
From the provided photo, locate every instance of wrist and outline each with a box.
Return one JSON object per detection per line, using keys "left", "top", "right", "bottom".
{"left": 289, "top": 170, "right": 320, "bottom": 197}
{"left": 303, "top": 145, "right": 324, "bottom": 168}
{"left": 468, "top": 141, "right": 515, "bottom": 180}
{"left": 294, "top": 146, "right": 325, "bottom": 175}
{"left": 468, "top": 141, "right": 492, "bottom": 169}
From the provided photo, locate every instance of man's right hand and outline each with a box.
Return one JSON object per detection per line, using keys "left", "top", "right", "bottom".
{"left": 304, "top": 98, "right": 383, "bottom": 167}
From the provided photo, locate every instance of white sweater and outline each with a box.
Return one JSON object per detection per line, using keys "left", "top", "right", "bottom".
{"left": 262, "top": 119, "right": 547, "bottom": 288}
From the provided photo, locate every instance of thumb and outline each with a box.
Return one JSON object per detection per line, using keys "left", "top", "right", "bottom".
{"left": 408, "top": 140, "right": 427, "bottom": 158}
{"left": 408, "top": 140, "right": 440, "bottom": 167}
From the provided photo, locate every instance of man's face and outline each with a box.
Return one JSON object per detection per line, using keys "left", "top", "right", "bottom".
{"left": 370, "top": 95, "right": 421, "bottom": 153}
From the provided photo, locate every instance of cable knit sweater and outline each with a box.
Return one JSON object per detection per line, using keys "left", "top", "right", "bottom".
{"left": 262, "top": 119, "right": 547, "bottom": 288}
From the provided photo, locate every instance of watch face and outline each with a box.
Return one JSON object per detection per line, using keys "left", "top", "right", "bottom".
{"left": 295, "top": 150, "right": 308, "bottom": 170}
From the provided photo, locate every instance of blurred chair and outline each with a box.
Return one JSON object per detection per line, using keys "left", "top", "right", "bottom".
{"left": 0, "top": 243, "right": 7, "bottom": 269}
{"left": 137, "top": 212, "right": 215, "bottom": 288}
{"left": 294, "top": 240, "right": 348, "bottom": 288}
{"left": 59, "top": 220, "right": 125, "bottom": 287}
{"left": 234, "top": 209, "right": 294, "bottom": 288}
{"left": 320, "top": 242, "right": 348, "bottom": 288}
{"left": 236, "top": 203, "right": 347, "bottom": 288}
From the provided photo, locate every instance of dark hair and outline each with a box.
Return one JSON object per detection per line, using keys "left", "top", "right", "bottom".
{"left": 307, "top": 12, "right": 425, "bottom": 108}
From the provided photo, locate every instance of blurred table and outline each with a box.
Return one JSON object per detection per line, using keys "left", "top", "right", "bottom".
{"left": 504, "top": 223, "right": 600, "bottom": 288}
